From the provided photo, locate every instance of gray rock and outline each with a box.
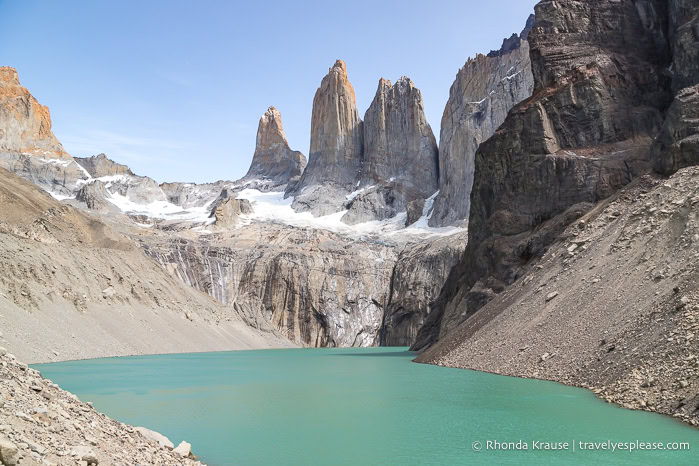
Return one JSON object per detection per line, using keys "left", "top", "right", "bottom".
{"left": 359, "top": 77, "right": 439, "bottom": 212}
{"left": 210, "top": 197, "right": 253, "bottom": 228}
{"left": 134, "top": 427, "right": 174, "bottom": 448}
{"left": 413, "top": 0, "right": 670, "bottom": 351}
{"left": 429, "top": 17, "right": 534, "bottom": 227}
{"left": 74, "top": 154, "right": 133, "bottom": 178}
{"left": 75, "top": 181, "right": 111, "bottom": 212}
{"left": 0, "top": 437, "right": 19, "bottom": 466}
{"left": 341, "top": 183, "right": 423, "bottom": 226}
{"left": 70, "top": 446, "right": 98, "bottom": 465}
{"left": 405, "top": 198, "right": 426, "bottom": 227}
{"left": 651, "top": 85, "right": 699, "bottom": 175}
{"left": 173, "top": 441, "right": 191, "bottom": 457}
{"left": 381, "top": 234, "right": 467, "bottom": 346}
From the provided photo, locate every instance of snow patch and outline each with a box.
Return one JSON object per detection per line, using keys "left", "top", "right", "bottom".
{"left": 503, "top": 70, "right": 522, "bottom": 81}
{"left": 398, "top": 191, "right": 467, "bottom": 237}
{"left": 345, "top": 185, "right": 374, "bottom": 202}
{"left": 232, "top": 189, "right": 465, "bottom": 240}
{"left": 105, "top": 191, "right": 213, "bottom": 222}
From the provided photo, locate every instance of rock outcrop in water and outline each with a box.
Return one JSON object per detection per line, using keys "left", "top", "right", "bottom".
{"left": 290, "top": 60, "right": 364, "bottom": 216}
{"left": 242, "top": 106, "right": 306, "bottom": 189}
{"left": 413, "top": 0, "right": 673, "bottom": 350}
{"left": 429, "top": 15, "right": 535, "bottom": 227}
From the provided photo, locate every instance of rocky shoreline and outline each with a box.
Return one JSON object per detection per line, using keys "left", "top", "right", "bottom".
{"left": 0, "top": 349, "right": 201, "bottom": 465}
{"left": 418, "top": 168, "right": 699, "bottom": 429}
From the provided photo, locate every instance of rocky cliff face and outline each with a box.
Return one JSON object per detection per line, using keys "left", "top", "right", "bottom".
{"left": 418, "top": 167, "right": 699, "bottom": 426}
{"left": 381, "top": 233, "right": 467, "bottom": 346}
{"left": 413, "top": 0, "right": 673, "bottom": 350}
{"left": 651, "top": 0, "right": 699, "bottom": 175}
{"left": 0, "top": 167, "right": 288, "bottom": 364}
{"left": 344, "top": 78, "right": 439, "bottom": 225}
{"left": 290, "top": 60, "right": 364, "bottom": 216}
{"left": 0, "top": 67, "right": 67, "bottom": 158}
{"left": 0, "top": 67, "right": 88, "bottom": 195}
{"left": 429, "top": 16, "right": 535, "bottom": 227}
{"left": 142, "top": 224, "right": 397, "bottom": 347}
{"left": 243, "top": 106, "right": 306, "bottom": 189}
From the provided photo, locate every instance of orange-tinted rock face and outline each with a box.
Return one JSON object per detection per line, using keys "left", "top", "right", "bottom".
{"left": 0, "top": 66, "right": 69, "bottom": 159}
{"left": 244, "top": 106, "right": 306, "bottom": 185}
{"left": 290, "top": 60, "right": 364, "bottom": 215}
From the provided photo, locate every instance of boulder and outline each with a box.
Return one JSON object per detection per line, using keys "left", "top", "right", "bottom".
{"left": 0, "top": 437, "right": 18, "bottom": 466}
{"left": 173, "top": 441, "right": 192, "bottom": 457}
{"left": 135, "top": 427, "right": 174, "bottom": 449}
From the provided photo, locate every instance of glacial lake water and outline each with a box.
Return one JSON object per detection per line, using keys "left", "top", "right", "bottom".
{"left": 33, "top": 348, "right": 698, "bottom": 465}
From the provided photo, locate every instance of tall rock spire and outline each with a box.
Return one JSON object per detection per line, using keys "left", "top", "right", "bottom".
{"left": 245, "top": 106, "right": 306, "bottom": 185}
{"left": 289, "top": 60, "right": 363, "bottom": 216}
{"left": 340, "top": 76, "right": 440, "bottom": 226}
{"left": 360, "top": 76, "right": 438, "bottom": 195}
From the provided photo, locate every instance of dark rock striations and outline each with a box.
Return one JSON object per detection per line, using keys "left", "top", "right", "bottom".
{"left": 651, "top": 0, "right": 699, "bottom": 175}
{"left": 413, "top": 0, "right": 673, "bottom": 350}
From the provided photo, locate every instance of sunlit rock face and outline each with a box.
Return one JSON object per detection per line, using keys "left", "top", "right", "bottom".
{"left": 429, "top": 15, "right": 535, "bottom": 227}
{"left": 243, "top": 106, "right": 306, "bottom": 189}
{"left": 0, "top": 66, "right": 88, "bottom": 195}
{"left": 289, "top": 60, "right": 364, "bottom": 216}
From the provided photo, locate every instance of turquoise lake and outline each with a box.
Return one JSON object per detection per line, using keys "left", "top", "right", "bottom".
{"left": 33, "top": 348, "right": 698, "bottom": 465}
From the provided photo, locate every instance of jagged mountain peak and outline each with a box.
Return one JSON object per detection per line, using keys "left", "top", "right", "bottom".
{"left": 330, "top": 59, "right": 347, "bottom": 75}
{"left": 0, "top": 66, "right": 20, "bottom": 86}
{"left": 74, "top": 153, "right": 135, "bottom": 178}
{"left": 487, "top": 12, "right": 536, "bottom": 58}
{"left": 376, "top": 76, "right": 415, "bottom": 94}
{"left": 289, "top": 59, "right": 363, "bottom": 215}
{"left": 244, "top": 106, "right": 306, "bottom": 187}
{"left": 0, "top": 65, "right": 68, "bottom": 159}
{"left": 256, "top": 106, "right": 290, "bottom": 151}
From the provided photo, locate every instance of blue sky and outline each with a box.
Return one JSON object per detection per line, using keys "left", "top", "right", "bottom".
{"left": 0, "top": 0, "right": 537, "bottom": 183}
